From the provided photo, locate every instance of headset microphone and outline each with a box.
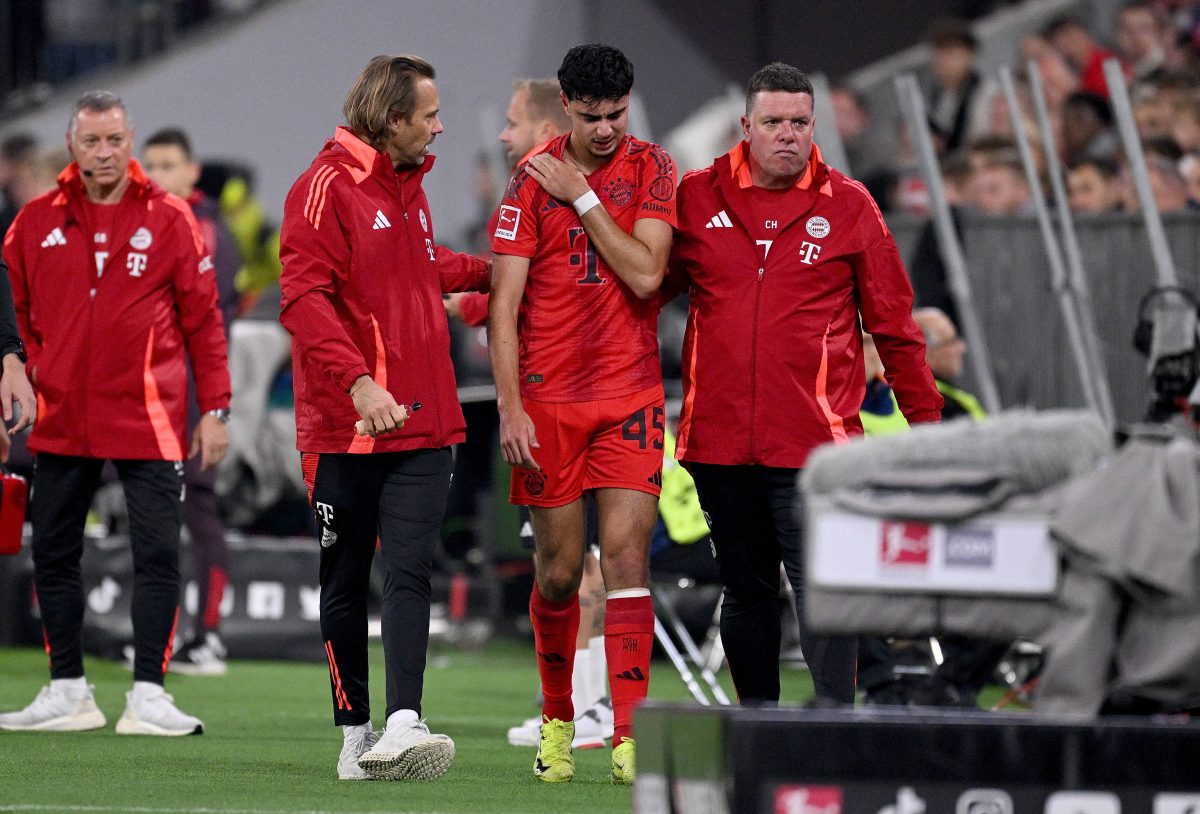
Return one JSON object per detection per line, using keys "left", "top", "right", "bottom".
{"left": 81, "top": 169, "right": 94, "bottom": 178}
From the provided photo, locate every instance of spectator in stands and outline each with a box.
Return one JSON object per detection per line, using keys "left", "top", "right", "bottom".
{"left": 279, "top": 54, "right": 489, "bottom": 782}
{"left": 969, "top": 154, "right": 1033, "bottom": 216}
{"left": 1122, "top": 149, "right": 1195, "bottom": 212}
{"left": 1171, "top": 93, "right": 1200, "bottom": 154}
{"left": 1117, "top": 2, "right": 1169, "bottom": 85}
{"left": 829, "top": 84, "right": 896, "bottom": 178}
{"left": 1067, "top": 156, "right": 1124, "bottom": 213}
{"left": 0, "top": 134, "right": 38, "bottom": 237}
{"left": 1133, "top": 83, "right": 1175, "bottom": 139}
{"left": 1045, "top": 16, "right": 1122, "bottom": 98}
{"left": 909, "top": 149, "right": 973, "bottom": 328}
{"left": 925, "top": 19, "right": 998, "bottom": 155}
{"left": 142, "top": 127, "right": 241, "bottom": 677}
{"left": 1060, "top": 91, "right": 1119, "bottom": 164}
{"left": 1020, "top": 34, "right": 1081, "bottom": 117}
{"left": 668, "top": 62, "right": 941, "bottom": 710}
{"left": 0, "top": 91, "right": 230, "bottom": 736}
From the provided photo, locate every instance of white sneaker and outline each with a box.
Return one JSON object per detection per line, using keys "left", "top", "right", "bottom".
{"left": 115, "top": 686, "right": 204, "bottom": 736}
{"left": 575, "top": 698, "right": 614, "bottom": 744}
{"left": 171, "top": 632, "right": 228, "bottom": 677}
{"left": 358, "top": 714, "right": 454, "bottom": 780}
{"left": 338, "top": 726, "right": 379, "bottom": 780}
{"left": 506, "top": 700, "right": 612, "bottom": 749}
{"left": 0, "top": 683, "right": 106, "bottom": 732}
{"left": 506, "top": 714, "right": 542, "bottom": 747}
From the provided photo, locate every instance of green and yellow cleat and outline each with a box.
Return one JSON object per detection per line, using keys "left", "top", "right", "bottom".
{"left": 611, "top": 736, "right": 636, "bottom": 785}
{"left": 533, "top": 717, "right": 575, "bottom": 783}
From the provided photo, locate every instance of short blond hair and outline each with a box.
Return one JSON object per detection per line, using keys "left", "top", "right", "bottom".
{"left": 343, "top": 55, "right": 435, "bottom": 149}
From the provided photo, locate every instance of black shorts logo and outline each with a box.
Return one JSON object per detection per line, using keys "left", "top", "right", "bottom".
{"left": 524, "top": 470, "right": 545, "bottom": 497}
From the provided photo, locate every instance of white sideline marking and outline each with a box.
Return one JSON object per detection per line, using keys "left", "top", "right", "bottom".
{"left": 0, "top": 807, "right": 457, "bottom": 814}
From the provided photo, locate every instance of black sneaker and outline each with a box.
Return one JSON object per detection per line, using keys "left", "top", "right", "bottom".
{"left": 171, "top": 632, "right": 228, "bottom": 676}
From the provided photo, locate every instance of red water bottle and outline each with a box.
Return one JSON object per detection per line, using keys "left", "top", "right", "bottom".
{"left": 0, "top": 471, "right": 28, "bottom": 555}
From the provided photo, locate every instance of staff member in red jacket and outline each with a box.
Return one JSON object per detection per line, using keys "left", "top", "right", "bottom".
{"left": 0, "top": 91, "right": 230, "bottom": 736}
{"left": 668, "top": 63, "right": 942, "bottom": 706}
{"left": 280, "top": 55, "right": 489, "bottom": 782}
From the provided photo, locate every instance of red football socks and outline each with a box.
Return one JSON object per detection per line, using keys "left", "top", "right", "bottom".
{"left": 529, "top": 583, "right": 580, "bottom": 722}
{"left": 605, "top": 591, "right": 654, "bottom": 742}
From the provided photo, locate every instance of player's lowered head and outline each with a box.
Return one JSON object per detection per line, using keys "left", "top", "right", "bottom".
{"left": 557, "top": 43, "right": 633, "bottom": 168}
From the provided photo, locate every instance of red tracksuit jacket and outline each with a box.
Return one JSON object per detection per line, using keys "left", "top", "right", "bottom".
{"left": 280, "top": 127, "right": 489, "bottom": 454}
{"left": 669, "top": 143, "right": 941, "bottom": 469}
{"left": 3, "top": 160, "right": 230, "bottom": 460}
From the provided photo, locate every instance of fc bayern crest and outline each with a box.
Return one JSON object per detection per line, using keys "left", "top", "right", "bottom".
{"left": 130, "top": 227, "right": 153, "bottom": 250}
{"left": 419, "top": 209, "right": 428, "bottom": 233}
{"left": 524, "top": 470, "right": 545, "bottom": 498}
{"left": 604, "top": 177, "right": 634, "bottom": 207}
{"left": 805, "top": 216, "right": 830, "bottom": 239}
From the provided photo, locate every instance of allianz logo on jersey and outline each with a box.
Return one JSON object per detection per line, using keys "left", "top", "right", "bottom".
{"left": 41, "top": 227, "right": 67, "bottom": 248}
{"left": 372, "top": 209, "right": 392, "bottom": 230}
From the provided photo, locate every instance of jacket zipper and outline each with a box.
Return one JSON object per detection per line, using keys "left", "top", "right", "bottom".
{"left": 749, "top": 263, "right": 764, "bottom": 462}
{"left": 399, "top": 175, "right": 441, "bottom": 445}
{"left": 85, "top": 234, "right": 98, "bottom": 456}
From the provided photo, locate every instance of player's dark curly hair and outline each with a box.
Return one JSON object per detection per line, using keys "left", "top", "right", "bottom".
{"left": 557, "top": 44, "right": 634, "bottom": 104}
{"left": 745, "top": 62, "right": 813, "bottom": 114}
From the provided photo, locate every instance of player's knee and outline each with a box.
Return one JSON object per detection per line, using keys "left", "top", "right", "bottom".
{"left": 536, "top": 563, "right": 583, "bottom": 602}
{"left": 600, "top": 549, "right": 649, "bottom": 591}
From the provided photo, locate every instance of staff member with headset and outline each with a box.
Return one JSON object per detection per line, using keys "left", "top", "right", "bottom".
{"left": 1, "top": 91, "right": 230, "bottom": 736}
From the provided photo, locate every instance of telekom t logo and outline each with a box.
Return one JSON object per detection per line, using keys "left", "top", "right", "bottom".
{"left": 798, "top": 241, "right": 821, "bottom": 265}
{"left": 126, "top": 252, "right": 148, "bottom": 277}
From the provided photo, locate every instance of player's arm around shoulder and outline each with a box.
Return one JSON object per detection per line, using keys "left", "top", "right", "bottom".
{"left": 488, "top": 253, "right": 539, "bottom": 469}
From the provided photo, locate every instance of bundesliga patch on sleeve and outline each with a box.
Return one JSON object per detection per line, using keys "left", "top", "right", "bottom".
{"left": 494, "top": 205, "right": 522, "bottom": 241}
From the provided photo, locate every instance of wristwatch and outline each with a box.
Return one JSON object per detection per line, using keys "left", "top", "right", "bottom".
{"left": 206, "top": 408, "right": 231, "bottom": 424}
{"left": 1, "top": 341, "right": 27, "bottom": 364}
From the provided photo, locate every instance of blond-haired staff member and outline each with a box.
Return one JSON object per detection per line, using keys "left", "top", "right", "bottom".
{"left": 279, "top": 55, "right": 489, "bottom": 781}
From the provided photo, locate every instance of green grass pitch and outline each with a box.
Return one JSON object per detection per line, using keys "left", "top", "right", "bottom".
{"left": 0, "top": 639, "right": 815, "bottom": 813}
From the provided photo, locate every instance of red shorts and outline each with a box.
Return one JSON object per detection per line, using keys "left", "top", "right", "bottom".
{"left": 510, "top": 385, "right": 665, "bottom": 507}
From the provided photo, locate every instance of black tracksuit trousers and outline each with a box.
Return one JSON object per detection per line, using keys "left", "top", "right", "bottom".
{"left": 689, "top": 463, "right": 858, "bottom": 704}
{"left": 31, "top": 453, "right": 184, "bottom": 685}
{"left": 304, "top": 448, "right": 453, "bottom": 726}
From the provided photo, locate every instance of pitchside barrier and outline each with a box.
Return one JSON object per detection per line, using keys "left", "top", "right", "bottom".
{"left": 887, "top": 210, "right": 1200, "bottom": 424}
{"left": 0, "top": 533, "right": 493, "bottom": 659}
{"left": 634, "top": 702, "right": 1200, "bottom": 814}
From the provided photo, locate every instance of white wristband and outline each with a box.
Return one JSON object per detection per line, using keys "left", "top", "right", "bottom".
{"left": 573, "top": 189, "right": 601, "bottom": 217}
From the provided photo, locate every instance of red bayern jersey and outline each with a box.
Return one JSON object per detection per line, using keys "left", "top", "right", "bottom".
{"left": 491, "top": 133, "right": 677, "bottom": 402}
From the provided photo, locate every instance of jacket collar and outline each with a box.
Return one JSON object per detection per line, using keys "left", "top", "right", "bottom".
{"left": 332, "top": 126, "right": 436, "bottom": 183}
{"left": 722, "top": 140, "right": 830, "bottom": 194}
{"left": 55, "top": 158, "right": 154, "bottom": 205}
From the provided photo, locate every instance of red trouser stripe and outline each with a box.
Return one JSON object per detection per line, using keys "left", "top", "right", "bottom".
{"left": 324, "top": 640, "right": 351, "bottom": 710}
{"left": 162, "top": 607, "right": 180, "bottom": 674}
